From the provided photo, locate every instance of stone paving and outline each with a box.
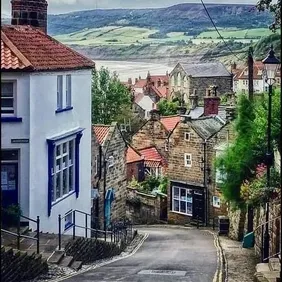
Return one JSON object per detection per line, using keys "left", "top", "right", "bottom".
{"left": 218, "top": 234, "right": 260, "bottom": 282}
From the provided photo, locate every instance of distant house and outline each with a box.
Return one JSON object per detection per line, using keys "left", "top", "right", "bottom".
{"left": 92, "top": 122, "right": 127, "bottom": 229}
{"left": 232, "top": 61, "right": 281, "bottom": 94}
{"left": 167, "top": 92, "right": 235, "bottom": 225}
{"left": 1, "top": 0, "right": 94, "bottom": 234}
{"left": 126, "top": 145, "right": 145, "bottom": 182}
{"left": 127, "top": 72, "right": 169, "bottom": 118}
{"left": 169, "top": 62, "right": 232, "bottom": 104}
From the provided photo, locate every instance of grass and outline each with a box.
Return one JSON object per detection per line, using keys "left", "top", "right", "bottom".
{"left": 54, "top": 26, "right": 273, "bottom": 47}
{"left": 197, "top": 28, "right": 277, "bottom": 39}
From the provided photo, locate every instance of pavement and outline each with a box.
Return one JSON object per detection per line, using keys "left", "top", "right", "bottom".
{"left": 62, "top": 227, "right": 218, "bottom": 282}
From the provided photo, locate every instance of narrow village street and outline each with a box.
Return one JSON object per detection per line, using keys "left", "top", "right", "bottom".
{"left": 64, "top": 227, "right": 217, "bottom": 282}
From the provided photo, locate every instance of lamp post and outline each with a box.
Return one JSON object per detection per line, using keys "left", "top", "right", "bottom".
{"left": 262, "top": 45, "right": 280, "bottom": 262}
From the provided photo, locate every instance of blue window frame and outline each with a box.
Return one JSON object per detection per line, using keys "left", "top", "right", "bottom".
{"left": 47, "top": 128, "right": 84, "bottom": 216}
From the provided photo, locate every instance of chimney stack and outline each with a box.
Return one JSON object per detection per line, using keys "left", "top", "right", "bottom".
{"left": 177, "top": 105, "right": 187, "bottom": 115}
{"left": 135, "top": 78, "right": 138, "bottom": 84}
{"left": 128, "top": 78, "right": 132, "bottom": 85}
{"left": 204, "top": 86, "right": 220, "bottom": 116}
{"left": 189, "top": 89, "right": 198, "bottom": 110}
{"left": 11, "top": 0, "right": 48, "bottom": 33}
{"left": 149, "top": 108, "right": 161, "bottom": 121}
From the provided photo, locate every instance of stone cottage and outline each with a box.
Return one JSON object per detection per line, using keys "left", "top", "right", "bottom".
{"left": 91, "top": 122, "right": 127, "bottom": 229}
{"left": 169, "top": 61, "right": 232, "bottom": 105}
{"left": 167, "top": 92, "right": 235, "bottom": 226}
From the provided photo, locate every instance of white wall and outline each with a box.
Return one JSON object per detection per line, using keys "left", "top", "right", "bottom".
{"left": 28, "top": 69, "right": 92, "bottom": 235}
{"left": 137, "top": 95, "right": 155, "bottom": 119}
{"left": 1, "top": 73, "right": 31, "bottom": 218}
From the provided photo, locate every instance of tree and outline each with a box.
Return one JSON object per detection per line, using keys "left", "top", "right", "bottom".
{"left": 157, "top": 99, "right": 179, "bottom": 116}
{"left": 257, "top": 0, "right": 281, "bottom": 31}
{"left": 91, "top": 67, "right": 132, "bottom": 124}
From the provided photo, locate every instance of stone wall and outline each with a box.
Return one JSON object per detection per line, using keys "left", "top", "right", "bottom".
{"left": 1, "top": 247, "right": 48, "bottom": 282}
{"left": 228, "top": 207, "right": 246, "bottom": 241}
{"left": 92, "top": 123, "right": 127, "bottom": 228}
{"left": 64, "top": 237, "right": 125, "bottom": 264}
{"left": 126, "top": 187, "right": 167, "bottom": 224}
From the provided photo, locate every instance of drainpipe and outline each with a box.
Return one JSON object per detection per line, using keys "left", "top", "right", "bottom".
{"left": 103, "top": 157, "right": 107, "bottom": 236}
{"left": 203, "top": 140, "right": 208, "bottom": 227}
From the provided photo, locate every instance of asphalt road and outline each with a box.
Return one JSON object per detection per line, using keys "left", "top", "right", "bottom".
{"left": 65, "top": 227, "right": 218, "bottom": 282}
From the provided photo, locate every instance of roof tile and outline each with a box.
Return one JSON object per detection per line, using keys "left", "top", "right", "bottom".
{"left": 160, "top": 115, "right": 180, "bottom": 131}
{"left": 126, "top": 146, "right": 143, "bottom": 164}
{"left": 1, "top": 25, "right": 94, "bottom": 71}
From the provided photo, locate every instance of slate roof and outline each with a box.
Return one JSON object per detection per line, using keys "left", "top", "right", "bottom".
{"left": 190, "top": 116, "right": 226, "bottom": 140}
{"left": 160, "top": 115, "right": 181, "bottom": 131}
{"left": 1, "top": 25, "right": 94, "bottom": 71}
{"left": 126, "top": 146, "right": 143, "bottom": 164}
{"left": 181, "top": 62, "right": 231, "bottom": 77}
{"left": 93, "top": 125, "right": 111, "bottom": 145}
{"left": 187, "top": 106, "right": 227, "bottom": 121}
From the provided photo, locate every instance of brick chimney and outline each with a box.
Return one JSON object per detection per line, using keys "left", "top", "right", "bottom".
{"left": 204, "top": 86, "right": 220, "bottom": 116}
{"left": 135, "top": 78, "right": 138, "bottom": 84}
{"left": 128, "top": 78, "right": 132, "bottom": 85}
{"left": 189, "top": 89, "right": 198, "bottom": 110}
{"left": 150, "top": 104, "right": 160, "bottom": 121}
{"left": 11, "top": 0, "right": 48, "bottom": 33}
{"left": 177, "top": 105, "right": 187, "bottom": 115}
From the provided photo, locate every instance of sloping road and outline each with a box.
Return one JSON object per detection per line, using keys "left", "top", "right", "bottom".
{"left": 65, "top": 227, "right": 218, "bottom": 282}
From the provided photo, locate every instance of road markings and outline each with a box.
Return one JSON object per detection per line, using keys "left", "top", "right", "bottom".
{"left": 138, "top": 270, "right": 187, "bottom": 276}
{"left": 49, "top": 233, "right": 149, "bottom": 282}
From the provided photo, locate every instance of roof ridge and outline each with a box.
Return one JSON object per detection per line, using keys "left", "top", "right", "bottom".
{"left": 1, "top": 30, "right": 32, "bottom": 69}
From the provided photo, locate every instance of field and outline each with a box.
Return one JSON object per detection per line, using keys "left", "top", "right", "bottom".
{"left": 54, "top": 26, "right": 272, "bottom": 47}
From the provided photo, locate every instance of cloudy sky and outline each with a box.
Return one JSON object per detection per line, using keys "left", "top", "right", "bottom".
{"left": 2, "top": 0, "right": 258, "bottom": 15}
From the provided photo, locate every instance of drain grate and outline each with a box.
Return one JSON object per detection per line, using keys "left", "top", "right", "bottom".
{"left": 138, "top": 270, "right": 187, "bottom": 276}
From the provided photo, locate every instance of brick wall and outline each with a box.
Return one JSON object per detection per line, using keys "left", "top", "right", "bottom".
{"left": 1, "top": 247, "right": 48, "bottom": 282}
{"left": 92, "top": 124, "right": 127, "bottom": 228}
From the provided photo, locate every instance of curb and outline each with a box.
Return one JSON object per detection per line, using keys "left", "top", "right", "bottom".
{"left": 134, "top": 224, "right": 194, "bottom": 229}
{"left": 48, "top": 233, "right": 149, "bottom": 282}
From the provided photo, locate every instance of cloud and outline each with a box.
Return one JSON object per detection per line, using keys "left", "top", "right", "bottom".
{"left": 1, "top": 0, "right": 257, "bottom": 15}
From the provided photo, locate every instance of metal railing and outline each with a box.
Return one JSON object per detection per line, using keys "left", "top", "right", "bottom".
{"left": 58, "top": 210, "right": 133, "bottom": 250}
{"left": 1, "top": 213, "right": 40, "bottom": 254}
{"left": 253, "top": 215, "right": 281, "bottom": 263}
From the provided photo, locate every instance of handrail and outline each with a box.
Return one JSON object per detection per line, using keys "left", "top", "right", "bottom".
{"left": 20, "top": 214, "right": 37, "bottom": 223}
{"left": 253, "top": 216, "right": 281, "bottom": 233}
{"left": 263, "top": 251, "right": 281, "bottom": 262}
{"left": 73, "top": 209, "right": 91, "bottom": 217}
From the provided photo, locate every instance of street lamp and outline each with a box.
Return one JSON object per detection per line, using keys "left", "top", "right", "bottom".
{"left": 262, "top": 45, "right": 280, "bottom": 262}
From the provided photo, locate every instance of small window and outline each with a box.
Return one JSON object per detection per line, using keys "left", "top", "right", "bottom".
{"left": 213, "top": 196, "right": 220, "bottom": 208}
{"left": 57, "top": 75, "right": 63, "bottom": 109}
{"left": 108, "top": 156, "right": 114, "bottom": 168}
{"left": 1, "top": 81, "right": 15, "bottom": 115}
{"left": 164, "top": 141, "right": 169, "bottom": 152}
{"left": 184, "top": 132, "right": 191, "bottom": 141}
{"left": 66, "top": 75, "right": 72, "bottom": 107}
{"left": 184, "top": 153, "right": 192, "bottom": 167}
{"left": 64, "top": 210, "right": 73, "bottom": 230}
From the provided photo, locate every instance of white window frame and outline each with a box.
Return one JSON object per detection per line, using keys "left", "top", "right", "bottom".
{"left": 184, "top": 132, "right": 191, "bottom": 141}
{"left": 66, "top": 74, "right": 72, "bottom": 107}
{"left": 213, "top": 196, "right": 221, "bottom": 208}
{"left": 184, "top": 153, "right": 192, "bottom": 167}
{"left": 57, "top": 75, "right": 63, "bottom": 109}
{"left": 51, "top": 137, "right": 75, "bottom": 203}
{"left": 172, "top": 186, "right": 193, "bottom": 216}
{"left": 1, "top": 81, "right": 16, "bottom": 116}
{"left": 164, "top": 140, "right": 169, "bottom": 152}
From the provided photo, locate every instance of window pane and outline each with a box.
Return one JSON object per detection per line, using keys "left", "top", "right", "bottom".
{"left": 69, "top": 140, "right": 73, "bottom": 164}
{"left": 1, "top": 98, "right": 13, "bottom": 107}
{"left": 69, "top": 166, "right": 74, "bottom": 191}
{"left": 63, "top": 156, "right": 67, "bottom": 168}
{"left": 173, "top": 187, "right": 179, "bottom": 199}
{"left": 63, "top": 142, "right": 67, "bottom": 154}
{"left": 63, "top": 169, "right": 68, "bottom": 195}
{"left": 56, "top": 158, "right": 61, "bottom": 171}
{"left": 180, "top": 201, "right": 186, "bottom": 213}
{"left": 66, "top": 75, "right": 72, "bottom": 107}
{"left": 1, "top": 150, "right": 18, "bottom": 161}
{"left": 56, "top": 145, "right": 61, "bottom": 157}
{"left": 57, "top": 75, "right": 63, "bottom": 109}
{"left": 180, "top": 188, "right": 186, "bottom": 200}
{"left": 173, "top": 200, "right": 179, "bottom": 212}
{"left": 56, "top": 173, "right": 61, "bottom": 199}
{"left": 1, "top": 82, "right": 13, "bottom": 97}
{"left": 187, "top": 202, "right": 192, "bottom": 215}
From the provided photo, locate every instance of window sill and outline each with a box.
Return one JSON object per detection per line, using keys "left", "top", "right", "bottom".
{"left": 1, "top": 116, "right": 23, "bottom": 122}
{"left": 170, "top": 210, "right": 192, "bottom": 217}
{"left": 55, "top": 106, "right": 73, "bottom": 114}
{"left": 51, "top": 190, "right": 76, "bottom": 207}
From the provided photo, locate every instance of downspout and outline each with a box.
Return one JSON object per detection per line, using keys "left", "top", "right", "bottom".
{"left": 95, "top": 145, "right": 103, "bottom": 224}
{"left": 203, "top": 139, "right": 208, "bottom": 227}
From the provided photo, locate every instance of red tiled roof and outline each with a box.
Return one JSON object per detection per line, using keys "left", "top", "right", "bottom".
{"left": 134, "top": 92, "right": 144, "bottom": 103}
{"left": 134, "top": 79, "right": 147, "bottom": 88}
{"left": 139, "top": 147, "right": 163, "bottom": 161}
{"left": 126, "top": 146, "right": 143, "bottom": 164}
{"left": 1, "top": 25, "right": 95, "bottom": 71}
{"left": 160, "top": 115, "right": 180, "bottom": 131}
{"left": 93, "top": 125, "right": 110, "bottom": 145}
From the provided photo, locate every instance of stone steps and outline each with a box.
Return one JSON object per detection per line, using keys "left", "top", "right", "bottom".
{"left": 254, "top": 258, "right": 281, "bottom": 282}
{"left": 48, "top": 250, "right": 82, "bottom": 271}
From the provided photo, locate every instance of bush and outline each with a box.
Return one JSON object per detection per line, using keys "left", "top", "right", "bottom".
{"left": 2, "top": 204, "right": 22, "bottom": 227}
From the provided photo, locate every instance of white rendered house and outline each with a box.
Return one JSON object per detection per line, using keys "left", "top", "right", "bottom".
{"left": 1, "top": 7, "right": 94, "bottom": 235}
